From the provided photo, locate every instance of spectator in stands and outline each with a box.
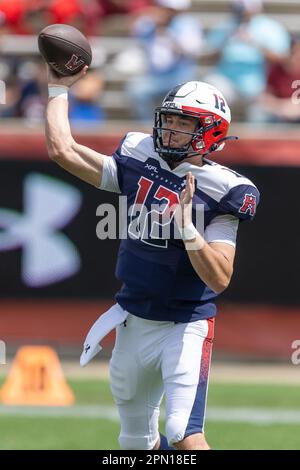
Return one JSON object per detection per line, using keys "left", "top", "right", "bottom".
{"left": 0, "top": 0, "right": 46, "bottom": 34}
{"left": 204, "top": 0, "right": 290, "bottom": 107}
{"left": 248, "top": 38, "right": 300, "bottom": 123}
{"left": 0, "top": 9, "right": 9, "bottom": 34}
{"left": 13, "top": 59, "right": 105, "bottom": 125}
{"left": 48, "top": 0, "right": 85, "bottom": 33}
{"left": 0, "top": 12, "right": 20, "bottom": 117}
{"left": 21, "top": 5, "right": 51, "bottom": 35}
{"left": 0, "top": 0, "right": 27, "bottom": 33}
{"left": 69, "top": 68, "right": 106, "bottom": 126}
{"left": 0, "top": 75, "right": 20, "bottom": 118}
{"left": 126, "top": 0, "right": 203, "bottom": 122}
{"left": 85, "top": 0, "right": 151, "bottom": 36}
{"left": 16, "top": 59, "right": 48, "bottom": 121}
{"left": 0, "top": 0, "right": 85, "bottom": 35}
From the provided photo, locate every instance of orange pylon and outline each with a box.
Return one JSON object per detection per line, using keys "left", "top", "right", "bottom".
{"left": 0, "top": 346, "right": 75, "bottom": 406}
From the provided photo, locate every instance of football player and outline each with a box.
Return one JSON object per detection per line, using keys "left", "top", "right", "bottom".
{"left": 46, "top": 65, "right": 259, "bottom": 450}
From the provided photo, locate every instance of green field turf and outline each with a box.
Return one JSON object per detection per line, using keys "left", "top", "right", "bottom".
{"left": 0, "top": 378, "right": 299, "bottom": 450}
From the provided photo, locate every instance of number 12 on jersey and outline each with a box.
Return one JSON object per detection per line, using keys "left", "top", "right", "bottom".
{"left": 128, "top": 177, "right": 179, "bottom": 248}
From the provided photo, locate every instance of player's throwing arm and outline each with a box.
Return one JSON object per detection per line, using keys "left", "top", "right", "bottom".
{"left": 41, "top": 24, "right": 108, "bottom": 187}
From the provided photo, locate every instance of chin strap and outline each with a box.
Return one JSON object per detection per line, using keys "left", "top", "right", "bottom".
{"left": 204, "top": 135, "right": 239, "bottom": 156}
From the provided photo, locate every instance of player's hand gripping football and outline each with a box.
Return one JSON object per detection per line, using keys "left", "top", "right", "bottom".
{"left": 175, "top": 171, "right": 194, "bottom": 229}
{"left": 47, "top": 64, "right": 88, "bottom": 88}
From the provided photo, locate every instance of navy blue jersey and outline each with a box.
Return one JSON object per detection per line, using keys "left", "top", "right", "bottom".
{"left": 103, "top": 132, "right": 259, "bottom": 322}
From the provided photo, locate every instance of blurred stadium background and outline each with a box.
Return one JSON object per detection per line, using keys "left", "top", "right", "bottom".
{"left": 1, "top": 0, "right": 300, "bottom": 450}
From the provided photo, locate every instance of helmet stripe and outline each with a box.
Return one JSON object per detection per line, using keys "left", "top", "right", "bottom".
{"left": 163, "top": 83, "right": 187, "bottom": 102}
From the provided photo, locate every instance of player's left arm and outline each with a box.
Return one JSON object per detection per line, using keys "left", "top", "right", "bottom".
{"left": 186, "top": 239, "right": 235, "bottom": 295}
{"left": 176, "top": 172, "right": 235, "bottom": 294}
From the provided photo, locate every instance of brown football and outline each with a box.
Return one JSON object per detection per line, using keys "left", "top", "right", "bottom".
{"left": 38, "top": 24, "right": 92, "bottom": 76}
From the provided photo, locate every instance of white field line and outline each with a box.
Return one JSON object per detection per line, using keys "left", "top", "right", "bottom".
{"left": 1, "top": 405, "right": 300, "bottom": 425}
{"left": 0, "top": 404, "right": 119, "bottom": 421}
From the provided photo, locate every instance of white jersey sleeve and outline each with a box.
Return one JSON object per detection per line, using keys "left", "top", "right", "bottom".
{"left": 98, "top": 156, "right": 121, "bottom": 193}
{"left": 204, "top": 214, "right": 239, "bottom": 247}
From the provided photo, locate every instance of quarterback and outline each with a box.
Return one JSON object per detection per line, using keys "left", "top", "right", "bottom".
{"left": 45, "top": 65, "right": 259, "bottom": 450}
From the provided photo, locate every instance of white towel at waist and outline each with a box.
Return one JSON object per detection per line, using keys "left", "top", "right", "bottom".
{"left": 80, "top": 303, "right": 128, "bottom": 367}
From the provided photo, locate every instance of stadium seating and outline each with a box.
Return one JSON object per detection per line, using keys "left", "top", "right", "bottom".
{"left": 0, "top": 0, "right": 300, "bottom": 121}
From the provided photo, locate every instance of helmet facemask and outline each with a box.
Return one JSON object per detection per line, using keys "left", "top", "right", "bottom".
{"left": 153, "top": 108, "right": 223, "bottom": 165}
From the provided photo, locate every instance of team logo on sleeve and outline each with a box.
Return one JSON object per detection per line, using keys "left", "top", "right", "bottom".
{"left": 239, "top": 193, "right": 257, "bottom": 216}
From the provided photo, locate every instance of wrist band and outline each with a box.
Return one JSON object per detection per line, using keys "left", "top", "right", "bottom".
{"left": 178, "top": 222, "right": 198, "bottom": 241}
{"left": 48, "top": 85, "right": 69, "bottom": 100}
{"left": 178, "top": 223, "right": 205, "bottom": 250}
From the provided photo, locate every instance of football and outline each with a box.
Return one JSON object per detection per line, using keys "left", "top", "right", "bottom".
{"left": 38, "top": 24, "right": 92, "bottom": 76}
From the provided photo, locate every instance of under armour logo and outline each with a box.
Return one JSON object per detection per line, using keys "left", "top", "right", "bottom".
{"left": 0, "top": 173, "right": 82, "bottom": 287}
{"left": 84, "top": 344, "right": 91, "bottom": 354}
{"left": 65, "top": 54, "right": 85, "bottom": 72}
